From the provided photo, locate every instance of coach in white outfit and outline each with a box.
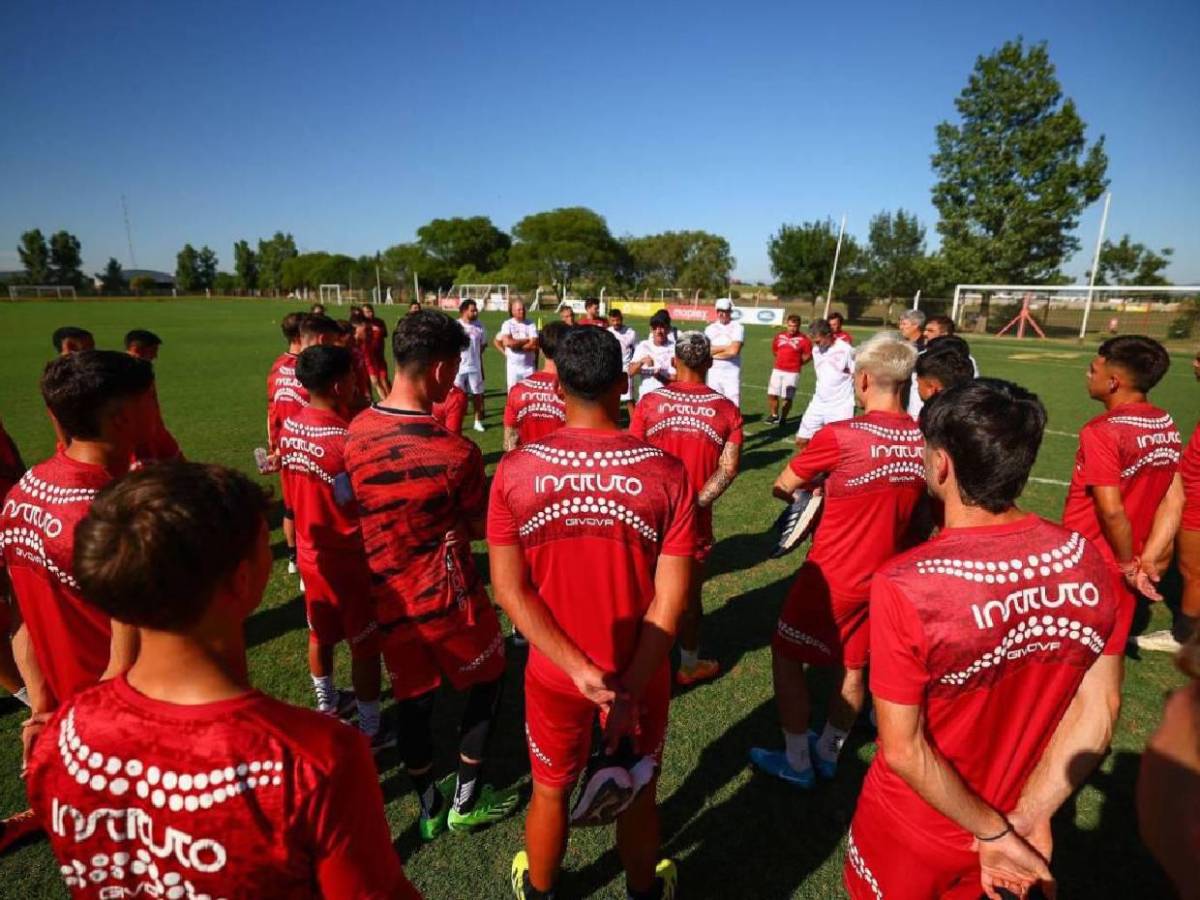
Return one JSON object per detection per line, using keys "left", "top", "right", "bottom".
{"left": 705, "top": 298, "right": 745, "bottom": 406}
{"left": 456, "top": 298, "right": 488, "bottom": 431}
{"left": 795, "top": 318, "right": 856, "bottom": 450}
{"left": 494, "top": 298, "right": 539, "bottom": 391}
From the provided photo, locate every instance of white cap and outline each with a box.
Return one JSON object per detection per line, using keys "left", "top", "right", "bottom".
{"left": 714, "top": 297, "right": 733, "bottom": 311}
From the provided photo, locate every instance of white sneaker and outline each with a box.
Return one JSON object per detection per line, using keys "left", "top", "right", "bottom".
{"left": 1135, "top": 629, "right": 1182, "bottom": 653}
{"left": 473, "top": 420, "right": 486, "bottom": 433}
{"left": 287, "top": 559, "right": 298, "bottom": 575}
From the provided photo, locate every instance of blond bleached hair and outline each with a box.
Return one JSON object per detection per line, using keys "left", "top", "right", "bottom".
{"left": 854, "top": 331, "right": 918, "bottom": 390}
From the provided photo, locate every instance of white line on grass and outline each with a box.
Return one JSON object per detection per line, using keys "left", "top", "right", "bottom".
{"left": 1029, "top": 476, "right": 1070, "bottom": 486}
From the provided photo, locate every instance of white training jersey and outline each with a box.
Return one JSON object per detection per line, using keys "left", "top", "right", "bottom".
{"left": 459, "top": 319, "right": 487, "bottom": 374}
{"left": 812, "top": 340, "right": 855, "bottom": 405}
{"left": 609, "top": 325, "right": 639, "bottom": 367}
{"left": 705, "top": 320, "right": 745, "bottom": 373}
{"left": 499, "top": 318, "right": 538, "bottom": 371}
{"left": 632, "top": 337, "right": 676, "bottom": 398}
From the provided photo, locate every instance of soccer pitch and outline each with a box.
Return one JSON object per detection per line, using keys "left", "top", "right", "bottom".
{"left": 0, "top": 299, "right": 1193, "bottom": 899}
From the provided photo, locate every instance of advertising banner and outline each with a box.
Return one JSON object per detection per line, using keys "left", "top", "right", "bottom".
{"left": 667, "top": 305, "right": 716, "bottom": 323}
{"left": 438, "top": 296, "right": 460, "bottom": 310}
{"left": 606, "top": 300, "right": 669, "bottom": 318}
{"left": 731, "top": 306, "right": 785, "bottom": 326}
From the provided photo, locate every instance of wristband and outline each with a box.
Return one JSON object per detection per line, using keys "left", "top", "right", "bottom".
{"left": 976, "top": 822, "right": 1013, "bottom": 843}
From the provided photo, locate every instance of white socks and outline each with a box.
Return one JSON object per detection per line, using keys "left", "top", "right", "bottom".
{"left": 784, "top": 730, "right": 811, "bottom": 773}
{"left": 816, "top": 723, "right": 849, "bottom": 763}
{"left": 358, "top": 699, "right": 381, "bottom": 737}
{"left": 680, "top": 648, "right": 699, "bottom": 669}
{"left": 312, "top": 675, "right": 335, "bottom": 711}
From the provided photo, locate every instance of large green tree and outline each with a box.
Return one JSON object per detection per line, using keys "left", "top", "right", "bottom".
{"left": 257, "top": 232, "right": 298, "bottom": 291}
{"left": 382, "top": 243, "right": 455, "bottom": 291}
{"left": 767, "top": 218, "right": 860, "bottom": 298}
{"left": 97, "top": 258, "right": 127, "bottom": 293}
{"left": 508, "top": 207, "right": 623, "bottom": 297}
{"left": 866, "top": 209, "right": 926, "bottom": 300}
{"left": 49, "top": 230, "right": 84, "bottom": 287}
{"left": 1095, "top": 234, "right": 1173, "bottom": 286}
{"left": 175, "top": 244, "right": 200, "bottom": 291}
{"left": 234, "top": 240, "right": 258, "bottom": 290}
{"left": 18, "top": 229, "right": 49, "bottom": 284}
{"left": 623, "top": 231, "right": 734, "bottom": 296}
{"left": 416, "top": 216, "right": 511, "bottom": 273}
{"left": 197, "top": 246, "right": 219, "bottom": 290}
{"left": 932, "top": 38, "right": 1108, "bottom": 283}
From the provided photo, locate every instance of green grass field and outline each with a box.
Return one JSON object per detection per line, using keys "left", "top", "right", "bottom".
{"left": 0, "top": 299, "right": 1194, "bottom": 899}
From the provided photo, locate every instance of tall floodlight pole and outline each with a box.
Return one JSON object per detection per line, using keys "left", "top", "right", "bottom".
{"left": 822, "top": 214, "right": 847, "bottom": 318}
{"left": 121, "top": 194, "right": 138, "bottom": 269}
{"left": 1079, "top": 192, "right": 1112, "bottom": 340}
{"left": 375, "top": 263, "right": 382, "bottom": 306}
{"left": 413, "top": 270, "right": 420, "bottom": 305}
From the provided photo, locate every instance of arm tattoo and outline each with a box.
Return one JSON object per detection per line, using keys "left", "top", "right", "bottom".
{"left": 503, "top": 426, "right": 519, "bottom": 452}
{"left": 698, "top": 441, "right": 740, "bottom": 508}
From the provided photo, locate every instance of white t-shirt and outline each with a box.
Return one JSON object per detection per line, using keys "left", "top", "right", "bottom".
{"left": 609, "top": 325, "right": 639, "bottom": 367}
{"left": 459, "top": 319, "right": 487, "bottom": 374}
{"left": 632, "top": 337, "right": 676, "bottom": 397}
{"left": 811, "top": 340, "right": 856, "bottom": 405}
{"left": 705, "top": 320, "right": 745, "bottom": 373}
{"left": 499, "top": 318, "right": 538, "bottom": 371}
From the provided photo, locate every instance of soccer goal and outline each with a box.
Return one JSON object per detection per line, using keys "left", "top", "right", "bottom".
{"left": 7, "top": 285, "right": 77, "bottom": 299}
{"left": 951, "top": 283, "right": 1200, "bottom": 341}
{"left": 656, "top": 288, "right": 685, "bottom": 303}
{"left": 318, "top": 284, "right": 343, "bottom": 305}
{"left": 451, "top": 283, "right": 510, "bottom": 312}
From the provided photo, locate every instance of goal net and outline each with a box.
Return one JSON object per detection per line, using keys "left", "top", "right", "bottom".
{"left": 952, "top": 284, "right": 1200, "bottom": 341}
{"left": 447, "top": 283, "right": 510, "bottom": 312}
{"left": 318, "top": 284, "right": 343, "bottom": 305}
{"left": 8, "top": 285, "right": 77, "bottom": 299}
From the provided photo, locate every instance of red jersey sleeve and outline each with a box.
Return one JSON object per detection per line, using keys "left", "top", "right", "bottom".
{"left": 729, "top": 409, "right": 745, "bottom": 446}
{"left": 310, "top": 730, "right": 419, "bottom": 899}
{"left": 486, "top": 459, "right": 520, "bottom": 546}
{"left": 660, "top": 467, "right": 699, "bottom": 558}
{"left": 455, "top": 442, "right": 488, "bottom": 521}
{"left": 1077, "top": 422, "right": 1121, "bottom": 488}
{"left": 868, "top": 576, "right": 930, "bottom": 705}
{"left": 628, "top": 402, "right": 647, "bottom": 440}
{"left": 788, "top": 425, "right": 840, "bottom": 482}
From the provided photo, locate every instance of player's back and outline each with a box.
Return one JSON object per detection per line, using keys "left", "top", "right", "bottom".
{"left": 811, "top": 340, "right": 854, "bottom": 403}
{"left": 504, "top": 372, "right": 566, "bottom": 445}
{"left": 279, "top": 407, "right": 360, "bottom": 555}
{"left": 630, "top": 383, "right": 743, "bottom": 492}
{"left": 488, "top": 428, "right": 696, "bottom": 691}
{"left": 28, "top": 676, "right": 407, "bottom": 899}
{"left": 863, "top": 515, "right": 1116, "bottom": 848}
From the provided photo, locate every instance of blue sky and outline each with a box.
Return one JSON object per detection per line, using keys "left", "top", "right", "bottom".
{"left": 2, "top": 0, "right": 1197, "bottom": 285}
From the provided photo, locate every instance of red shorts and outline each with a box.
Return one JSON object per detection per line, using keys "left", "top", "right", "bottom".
{"left": 297, "top": 550, "right": 379, "bottom": 658}
{"left": 844, "top": 815, "right": 980, "bottom": 900}
{"left": 1105, "top": 567, "right": 1135, "bottom": 655}
{"left": 773, "top": 562, "right": 869, "bottom": 668}
{"left": 524, "top": 663, "right": 670, "bottom": 789}
{"left": 695, "top": 506, "right": 714, "bottom": 563}
{"left": 381, "top": 604, "right": 506, "bottom": 701}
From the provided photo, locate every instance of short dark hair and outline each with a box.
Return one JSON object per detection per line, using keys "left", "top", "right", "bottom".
{"left": 51, "top": 326, "right": 93, "bottom": 353}
{"left": 281, "top": 312, "right": 306, "bottom": 342}
{"left": 75, "top": 463, "right": 270, "bottom": 631}
{"left": 123, "top": 329, "right": 161, "bottom": 350}
{"left": 827, "top": 312, "right": 844, "bottom": 325}
{"left": 337, "top": 318, "right": 354, "bottom": 337}
{"left": 41, "top": 351, "right": 154, "bottom": 440}
{"left": 1098, "top": 335, "right": 1171, "bottom": 393}
{"left": 459, "top": 299, "right": 477, "bottom": 314}
{"left": 915, "top": 347, "right": 975, "bottom": 391}
{"left": 300, "top": 313, "right": 340, "bottom": 340}
{"left": 787, "top": 314, "right": 802, "bottom": 325}
{"left": 392, "top": 309, "right": 468, "bottom": 372}
{"left": 540, "top": 321, "right": 569, "bottom": 361}
{"left": 609, "top": 308, "right": 624, "bottom": 321}
{"left": 296, "top": 345, "right": 353, "bottom": 394}
{"left": 349, "top": 310, "right": 366, "bottom": 326}
{"left": 649, "top": 311, "right": 671, "bottom": 330}
{"left": 925, "top": 314, "right": 956, "bottom": 335}
{"left": 310, "top": 303, "right": 325, "bottom": 315}
{"left": 920, "top": 378, "right": 1047, "bottom": 513}
{"left": 584, "top": 297, "right": 600, "bottom": 309}
{"left": 809, "top": 319, "right": 832, "bottom": 338}
{"left": 556, "top": 327, "right": 623, "bottom": 402}
{"left": 926, "top": 334, "right": 972, "bottom": 359}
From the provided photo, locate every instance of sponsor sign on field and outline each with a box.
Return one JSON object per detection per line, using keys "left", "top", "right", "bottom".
{"left": 438, "top": 296, "right": 460, "bottom": 310}
{"left": 667, "top": 305, "right": 716, "bottom": 323}
{"left": 606, "top": 300, "right": 669, "bottom": 318}
{"left": 730, "top": 306, "right": 785, "bottom": 326}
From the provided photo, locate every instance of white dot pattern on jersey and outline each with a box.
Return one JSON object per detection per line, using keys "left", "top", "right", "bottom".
{"left": 279, "top": 453, "right": 334, "bottom": 485}
{"left": 1121, "top": 447, "right": 1182, "bottom": 479}
{"left": 0, "top": 527, "right": 79, "bottom": 589}
{"left": 271, "top": 387, "right": 307, "bottom": 406}
{"left": 645, "top": 415, "right": 723, "bottom": 446}
{"left": 525, "top": 723, "right": 552, "bottom": 767}
{"left": 522, "top": 444, "right": 664, "bottom": 469}
{"left": 655, "top": 387, "right": 722, "bottom": 404}
{"left": 939, "top": 614, "right": 1105, "bottom": 686}
{"left": 61, "top": 853, "right": 224, "bottom": 900}
{"left": 518, "top": 497, "right": 659, "bottom": 542}
{"left": 281, "top": 417, "right": 346, "bottom": 438}
{"left": 515, "top": 403, "right": 566, "bottom": 423}
{"left": 848, "top": 420, "right": 922, "bottom": 443}
{"left": 459, "top": 631, "right": 504, "bottom": 673}
{"left": 15, "top": 471, "right": 98, "bottom": 505}
{"left": 775, "top": 620, "right": 832, "bottom": 657}
{"left": 845, "top": 828, "right": 883, "bottom": 900}
{"left": 914, "top": 532, "right": 1085, "bottom": 584}
{"left": 57, "top": 709, "right": 283, "bottom": 809}
{"left": 844, "top": 461, "right": 925, "bottom": 487}
{"left": 1107, "top": 413, "right": 1174, "bottom": 429}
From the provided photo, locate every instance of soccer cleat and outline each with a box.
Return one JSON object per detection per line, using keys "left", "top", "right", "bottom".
{"left": 448, "top": 784, "right": 520, "bottom": 832}
{"left": 769, "top": 485, "right": 824, "bottom": 559}
{"left": 655, "top": 858, "right": 679, "bottom": 900}
{"left": 675, "top": 658, "right": 720, "bottom": 686}
{"left": 473, "top": 420, "right": 486, "bottom": 433}
{"left": 748, "top": 747, "right": 815, "bottom": 789}
{"left": 511, "top": 850, "right": 531, "bottom": 898}
{"left": 1135, "top": 629, "right": 1182, "bottom": 653}
{"left": 571, "top": 757, "right": 634, "bottom": 828}
{"left": 765, "top": 414, "right": 779, "bottom": 425}
{"left": 419, "top": 775, "right": 455, "bottom": 842}
{"left": 0, "top": 809, "right": 42, "bottom": 855}
{"left": 318, "top": 689, "right": 357, "bottom": 721}
{"left": 808, "top": 730, "right": 837, "bottom": 781}
{"left": 287, "top": 559, "right": 298, "bottom": 575}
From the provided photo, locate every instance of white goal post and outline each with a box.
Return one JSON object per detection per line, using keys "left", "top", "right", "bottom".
{"left": 318, "top": 284, "right": 343, "bottom": 305}
{"left": 7, "top": 285, "right": 77, "bottom": 299}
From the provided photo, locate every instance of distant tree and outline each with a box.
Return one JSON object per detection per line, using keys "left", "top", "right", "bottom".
{"left": 18, "top": 229, "right": 50, "bottom": 284}
{"left": 129, "top": 274, "right": 156, "bottom": 295}
{"left": 196, "top": 246, "right": 218, "bottom": 290}
{"left": 866, "top": 210, "right": 926, "bottom": 301}
{"left": 381, "top": 243, "right": 454, "bottom": 291}
{"left": 622, "top": 231, "right": 734, "bottom": 296}
{"left": 97, "top": 257, "right": 127, "bottom": 294}
{"left": 508, "top": 207, "right": 623, "bottom": 298}
{"left": 932, "top": 38, "right": 1108, "bottom": 283}
{"left": 49, "top": 230, "right": 84, "bottom": 287}
{"left": 213, "top": 271, "right": 238, "bottom": 293}
{"left": 233, "top": 239, "right": 258, "bottom": 290}
{"left": 768, "top": 218, "right": 860, "bottom": 298}
{"left": 175, "top": 244, "right": 200, "bottom": 292}
{"left": 416, "top": 216, "right": 511, "bottom": 273}
{"left": 257, "top": 232, "right": 298, "bottom": 292}
{"left": 1095, "top": 235, "right": 1173, "bottom": 285}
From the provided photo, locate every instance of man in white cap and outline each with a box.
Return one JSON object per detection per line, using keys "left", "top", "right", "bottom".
{"left": 704, "top": 298, "right": 745, "bottom": 407}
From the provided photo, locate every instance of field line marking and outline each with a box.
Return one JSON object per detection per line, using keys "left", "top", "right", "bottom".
{"left": 1029, "top": 476, "right": 1070, "bottom": 486}
{"left": 1045, "top": 429, "right": 1077, "bottom": 438}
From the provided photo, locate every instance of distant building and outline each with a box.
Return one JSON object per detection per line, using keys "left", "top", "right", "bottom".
{"left": 93, "top": 269, "right": 176, "bottom": 290}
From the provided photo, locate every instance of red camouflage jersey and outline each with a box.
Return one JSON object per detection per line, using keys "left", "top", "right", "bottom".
{"left": 0, "top": 451, "right": 113, "bottom": 706}
{"left": 266, "top": 352, "right": 307, "bottom": 450}
{"left": 1061, "top": 402, "right": 1182, "bottom": 567}
{"left": 1182, "top": 421, "right": 1200, "bottom": 531}
{"left": 487, "top": 428, "right": 698, "bottom": 692}
{"left": 27, "top": 676, "right": 417, "bottom": 900}
{"left": 503, "top": 372, "right": 566, "bottom": 446}
{"left": 279, "top": 407, "right": 362, "bottom": 555}
{"left": 857, "top": 515, "right": 1116, "bottom": 852}
{"left": 789, "top": 410, "right": 926, "bottom": 598}
{"left": 771, "top": 333, "right": 813, "bottom": 373}
{"left": 345, "top": 406, "right": 488, "bottom": 640}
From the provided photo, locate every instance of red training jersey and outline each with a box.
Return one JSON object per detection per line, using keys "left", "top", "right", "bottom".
{"left": 351, "top": 343, "right": 373, "bottom": 400}
{"left": 279, "top": 407, "right": 363, "bottom": 555}
{"left": 266, "top": 352, "right": 308, "bottom": 450}
{"left": 487, "top": 428, "right": 698, "bottom": 692}
{"left": 0, "top": 418, "right": 25, "bottom": 500}
{"left": 860, "top": 515, "right": 1116, "bottom": 851}
{"left": 432, "top": 386, "right": 468, "bottom": 435}
{"left": 503, "top": 372, "right": 566, "bottom": 446}
{"left": 1182, "top": 422, "right": 1200, "bottom": 531}
{"left": 771, "top": 333, "right": 812, "bottom": 373}
{"left": 28, "top": 676, "right": 417, "bottom": 900}
{"left": 788, "top": 411, "right": 926, "bottom": 598}
{"left": 578, "top": 316, "right": 609, "bottom": 328}
{"left": 833, "top": 330, "right": 853, "bottom": 345}
{"left": 345, "top": 406, "right": 488, "bottom": 641}
{"left": 0, "top": 451, "right": 113, "bottom": 705}
{"left": 1061, "top": 402, "right": 1182, "bottom": 568}
{"left": 134, "top": 386, "right": 182, "bottom": 465}
{"left": 365, "top": 320, "right": 388, "bottom": 367}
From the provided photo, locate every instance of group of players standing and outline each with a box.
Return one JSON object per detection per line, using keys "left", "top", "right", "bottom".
{"left": 0, "top": 296, "right": 1196, "bottom": 900}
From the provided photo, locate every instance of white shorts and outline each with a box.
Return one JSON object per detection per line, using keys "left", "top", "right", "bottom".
{"left": 768, "top": 369, "right": 800, "bottom": 398}
{"left": 621, "top": 373, "right": 633, "bottom": 403}
{"left": 706, "top": 368, "right": 741, "bottom": 407}
{"left": 506, "top": 366, "right": 533, "bottom": 392}
{"left": 456, "top": 371, "right": 484, "bottom": 395}
{"left": 796, "top": 399, "right": 854, "bottom": 440}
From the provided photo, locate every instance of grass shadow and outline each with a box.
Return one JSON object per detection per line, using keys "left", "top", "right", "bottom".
{"left": 244, "top": 592, "right": 305, "bottom": 648}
